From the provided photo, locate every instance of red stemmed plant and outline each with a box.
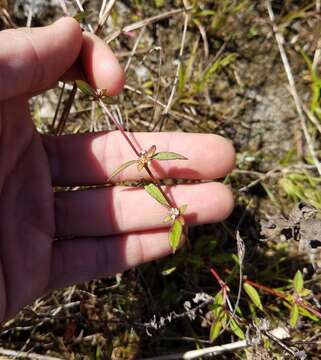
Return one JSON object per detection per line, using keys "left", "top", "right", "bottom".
{"left": 76, "top": 80, "right": 188, "bottom": 253}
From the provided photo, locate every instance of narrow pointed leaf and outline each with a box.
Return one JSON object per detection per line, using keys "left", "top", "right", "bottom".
{"left": 210, "top": 310, "right": 227, "bottom": 342}
{"left": 144, "top": 183, "right": 170, "bottom": 207}
{"left": 161, "top": 267, "right": 176, "bottom": 276}
{"left": 153, "top": 152, "right": 188, "bottom": 161}
{"left": 210, "top": 318, "right": 223, "bottom": 342}
{"left": 212, "top": 291, "right": 225, "bottom": 317}
{"left": 294, "top": 270, "right": 304, "bottom": 294}
{"left": 243, "top": 283, "right": 263, "bottom": 311}
{"left": 229, "top": 318, "right": 245, "bottom": 339}
{"left": 76, "top": 80, "right": 96, "bottom": 97}
{"left": 169, "top": 218, "right": 183, "bottom": 253}
{"left": 299, "top": 289, "right": 311, "bottom": 297}
{"left": 289, "top": 304, "right": 299, "bottom": 327}
{"left": 108, "top": 160, "right": 138, "bottom": 180}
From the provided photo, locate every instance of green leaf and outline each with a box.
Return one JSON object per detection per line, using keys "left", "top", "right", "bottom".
{"left": 178, "top": 61, "right": 186, "bottom": 94}
{"left": 210, "top": 318, "right": 223, "bottom": 342}
{"left": 243, "top": 283, "right": 263, "bottom": 311}
{"left": 299, "top": 289, "right": 311, "bottom": 297}
{"left": 73, "top": 11, "right": 92, "bottom": 22}
{"left": 152, "top": 152, "right": 188, "bottom": 161}
{"left": 197, "top": 53, "right": 236, "bottom": 91}
{"left": 212, "top": 291, "right": 225, "bottom": 317}
{"left": 154, "top": 0, "right": 165, "bottom": 8}
{"left": 289, "top": 304, "right": 299, "bottom": 327}
{"left": 144, "top": 183, "right": 170, "bottom": 207}
{"left": 294, "top": 270, "right": 304, "bottom": 294}
{"left": 297, "top": 304, "right": 319, "bottom": 322}
{"left": 169, "top": 218, "right": 183, "bottom": 253}
{"left": 229, "top": 318, "right": 245, "bottom": 339}
{"left": 210, "top": 310, "right": 227, "bottom": 342}
{"left": 108, "top": 160, "right": 138, "bottom": 180}
{"left": 179, "top": 204, "right": 188, "bottom": 215}
{"left": 161, "top": 267, "right": 176, "bottom": 276}
{"left": 76, "top": 80, "right": 96, "bottom": 97}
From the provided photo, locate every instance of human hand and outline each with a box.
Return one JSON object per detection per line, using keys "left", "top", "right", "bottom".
{"left": 0, "top": 17, "right": 235, "bottom": 323}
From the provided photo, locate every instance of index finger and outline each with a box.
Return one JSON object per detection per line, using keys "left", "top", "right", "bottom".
{"left": 42, "top": 131, "right": 235, "bottom": 186}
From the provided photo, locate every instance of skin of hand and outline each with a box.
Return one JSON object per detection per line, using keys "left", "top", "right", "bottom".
{"left": 0, "top": 17, "right": 235, "bottom": 323}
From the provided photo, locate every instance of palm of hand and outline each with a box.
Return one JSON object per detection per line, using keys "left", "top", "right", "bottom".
{"left": 0, "top": 18, "right": 235, "bottom": 323}
{"left": 0, "top": 98, "right": 54, "bottom": 320}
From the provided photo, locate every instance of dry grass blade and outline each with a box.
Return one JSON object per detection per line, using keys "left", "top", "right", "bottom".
{"left": 193, "top": 19, "right": 209, "bottom": 59}
{"left": 124, "top": 25, "right": 146, "bottom": 72}
{"left": 0, "top": 347, "right": 63, "bottom": 360}
{"left": 300, "top": 99, "right": 321, "bottom": 136}
{"left": 266, "top": 0, "right": 321, "bottom": 176}
{"left": 106, "top": 7, "right": 192, "bottom": 43}
{"left": 124, "top": 85, "right": 200, "bottom": 125}
{"left": 26, "top": 0, "right": 35, "bottom": 27}
{"left": 163, "top": 11, "right": 189, "bottom": 115}
{"left": 96, "top": 0, "right": 116, "bottom": 36}
{"left": 142, "top": 327, "right": 289, "bottom": 360}
{"left": 74, "top": 0, "right": 94, "bottom": 32}
{"left": 58, "top": 0, "right": 68, "bottom": 16}
{"left": 0, "top": 7, "right": 16, "bottom": 28}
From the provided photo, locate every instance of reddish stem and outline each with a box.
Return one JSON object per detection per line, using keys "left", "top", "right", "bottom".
{"left": 210, "top": 267, "right": 229, "bottom": 303}
{"left": 245, "top": 279, "right": 288, "bottom": 301}
{"left": 99, "top": 100, "right": 140, "bottom": 156}
{"left": 99, "top": 99, "right": 175, "bottom": 209}
{"left": 244, "top": 278, "right": 321, "bottom": 320}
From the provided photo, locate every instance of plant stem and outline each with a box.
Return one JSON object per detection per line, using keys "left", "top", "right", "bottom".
{"left": 56, "top": 83, "right": 77, "bottom": 135}
{"left": 244, "top": 278, "right": 321, "bottom": 320}
{"left": 98, "top": 100, "right": 140, "bottom": 156}
{"left": 244, "top": 279, "right": 288, "bottom": 301}
{"left": 210, "top": 267, "right": 229, "bottom": 305}
{"left": 144, "top": 166, "right": 174, "bottom": 208}
{"left": 99, "top": 99, "right": 175, "bottom": 209}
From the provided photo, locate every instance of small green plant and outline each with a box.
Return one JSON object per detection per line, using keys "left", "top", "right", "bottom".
{"left": 76, "top": 80, "right": 189, "bottom": 253}
{"left": 208, "top": 268, "right": 245, "bottom": 342}
{"left": 243, "top": 272, "right": 321, "bottom": 329}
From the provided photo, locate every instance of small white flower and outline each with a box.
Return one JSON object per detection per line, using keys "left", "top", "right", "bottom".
{"left": 170, "top": 207, "right": 180, "bottom": 220}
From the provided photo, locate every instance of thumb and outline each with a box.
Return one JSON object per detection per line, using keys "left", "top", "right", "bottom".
{"left": 0, "top": 17, "right": 82, "bottom": 101}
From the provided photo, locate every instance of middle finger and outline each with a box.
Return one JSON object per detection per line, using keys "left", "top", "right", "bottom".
{"left": 55, "top": 182, "right": 234, "bottom": 238}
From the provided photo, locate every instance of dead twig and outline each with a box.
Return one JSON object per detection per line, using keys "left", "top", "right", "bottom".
{"left": 0, "top": 7, "right": 17, "bottom": 28}
{"left": 58, "top": 0, "right": 68, "bottom": 16}
{"left": 26, "top": 0, "right": 35, "bottom": 27}
{"left": 124, "top": 25, "right": 147, "bottom": 73}
{"left": 106, "top": 7, "right": 192, "bottom": 43}
{"left": 0, "top": 347, "right": 63, "bottom": 360}
{"left": 163, "top": 11, "right": 189, "bottom": 115}
{"left": 142, "top": 327, "right": 289, "bottom": 360}
{"left": 96, "top": 0, "right": 116, "bottom": 36}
